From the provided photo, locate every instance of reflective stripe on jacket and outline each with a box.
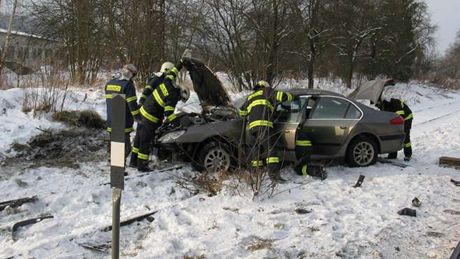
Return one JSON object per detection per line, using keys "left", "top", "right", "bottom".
{"left": 105, "top": 78, "right": 140, "bottom": 132}
{"left": 381, "top": 98, "right": 413, "bottom": 121}
{"left": 140, "top": 68, "right": 180, "bottom": 125}
{"left": 239, "top": 87, "right": 293, "bottom": 129}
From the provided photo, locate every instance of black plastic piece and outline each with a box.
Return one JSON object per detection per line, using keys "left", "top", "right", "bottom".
{"left": 451, "top": 179, "right": 460, "bottom": 187}
{"left": 398, "top": 208, "right": 416, "bottom": 217}
{"left": 101, "top": 211, "right": 157, "bottom": 232}
{"left": 353, "top": 175, "right": 365, "bottom": 188}
{"left": 12, "top": 215, "right": 53, "bottom": 240}
{"left": 450, "top": 241, "right": 460, "bottom": 259}
{"left": 0, "top": 196, "right": 38, "bottom": 211}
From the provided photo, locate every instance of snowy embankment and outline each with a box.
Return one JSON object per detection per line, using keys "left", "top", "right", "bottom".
{"left": 0, "top": 81, "right": 460, "bottom": 258}
{"left": 0, "top": 87, "right": 105, "bottom": 159}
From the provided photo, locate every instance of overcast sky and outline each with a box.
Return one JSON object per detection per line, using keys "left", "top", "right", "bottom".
{"left": 424, "top": 0, "right": 460, "bottom": 55}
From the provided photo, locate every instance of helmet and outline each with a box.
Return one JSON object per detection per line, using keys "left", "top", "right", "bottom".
{"left": 160, "top": 62, "right": 175, "bottom": 73}
{"left": 179, "top": 85, "right": 190, "bottom": 102}
{"left": 122, "top": 64, "right": 137, "bottom": 79}
{"left": 254, "top": 80, "right": 269, "bottom": 90}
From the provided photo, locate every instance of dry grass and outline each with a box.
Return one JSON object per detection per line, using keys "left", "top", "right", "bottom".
{"left": 21, "top": 66, "right": 70, "bottom": 116}
{"left": 176, "top": 171, "right": 230, "bottom": 196}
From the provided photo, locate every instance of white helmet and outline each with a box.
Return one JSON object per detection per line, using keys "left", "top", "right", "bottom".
{"left": 160, "top": 62, "right": 175, "bottom": 73}
{"left": 179, "top": 85, "right": 190, "bottom": 102}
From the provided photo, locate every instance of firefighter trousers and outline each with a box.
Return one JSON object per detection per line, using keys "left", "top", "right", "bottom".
{"left": 132, "top": 118, "right": 160, "bottom": 161}
{"left": 249, "top": 126, "right": 280, "bottom": 174}
{"left": 388, "top": 119, "right": 412, "bottom": 159}
{"left": 294, "top": 131, "right": 312, "bottom": 175}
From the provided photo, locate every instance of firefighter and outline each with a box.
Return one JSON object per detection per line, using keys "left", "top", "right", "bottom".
{"left": 105, "top": 64, "right": 141, "bottom": 159}
{"left": 293, "top": 102, "right": 326, "bottom": 179}
{"left": 239, "top": 80, "right": 293, "bottom": 182}
{"left": 379, "top": 97, "right": 413, "bottom": 161}
{"left": 131, "top": 56, "right": 191, "bottom": 172}
{"left": 139, "top": 62, "right": 175, "bottom": 106}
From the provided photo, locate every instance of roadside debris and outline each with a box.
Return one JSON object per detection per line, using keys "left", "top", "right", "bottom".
{"left": 295, "top": 208, "right": 312, "bottom": 214}
{"left": 439, "top": 156, "right": 460, "bottom": 170}
{"left": 353, "top": 175, "right": 365, "bottom": 188}
{"left": 0, "top": 196, "right": 37, "bottom": 212}
{"left": 377, "top": 158, "right": 409, "bottom": 168}
{"left": 78, "top": 210, "right": 158, "bottom": 253}
{"left": 450, "top": 241, "right": 460, "bottom": 259}
{"left": 451, "top": 179, "right": 460, "bottom": 186}
{"left": 412, "top": 197, "right": 422, "bottom": 207}
{"left": 12, "top": 214, "right": 54, "bottom": 241}
{"left": 398, "top": 208, "right": 416, "bottom": 217}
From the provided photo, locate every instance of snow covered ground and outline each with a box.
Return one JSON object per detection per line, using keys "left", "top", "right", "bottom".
{"left": 1, "top": 81, "right": 460, "bottom": 258}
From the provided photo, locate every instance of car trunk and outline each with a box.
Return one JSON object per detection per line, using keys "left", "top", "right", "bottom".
{"left": 347, "top": 79, "right": 386, "bottom": 104}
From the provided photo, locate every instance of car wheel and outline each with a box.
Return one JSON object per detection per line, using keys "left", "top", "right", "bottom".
{"left": 195, "top": 141, "right": 232, "bottom": 173}
{"left": 346, "top": 136, "right": 378, "bottom": 167}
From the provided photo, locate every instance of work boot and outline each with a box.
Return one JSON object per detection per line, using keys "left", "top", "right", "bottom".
{"left": 387, "top": 152, "right": 397, "bottom": 159}
{"left": 268, "top": 171, "right": 287, "bottom": 184}
{"left": 308, "top": 166, "right": 327, "bottom": 180}
{"left": 129, "top": 154, "right": 138, "bottom": 168}
{"left": 404, "top": 156, "right": 411, "bottom": 162}
{"left": 137, "top": 160, "right": 154, "bottom": 172}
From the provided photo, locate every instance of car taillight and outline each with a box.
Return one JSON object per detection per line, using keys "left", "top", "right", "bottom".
{"left": 390, "top": 116, "right": 404, "bottom": 125}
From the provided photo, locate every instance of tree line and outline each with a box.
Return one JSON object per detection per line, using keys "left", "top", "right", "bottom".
{"left": 24, "top": 0, "right": 435, "bottom": 89}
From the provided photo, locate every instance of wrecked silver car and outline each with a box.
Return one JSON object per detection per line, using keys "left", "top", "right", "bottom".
{"left": 156, "top": 59, "right": 406, "bottom": 172}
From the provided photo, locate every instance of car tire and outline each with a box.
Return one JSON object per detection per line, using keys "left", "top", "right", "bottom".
{"left": 346, "top": 136, "right": 378, "bottom": 167}
{"left": 194, "top": 141, "right": 232, "bottom": 173}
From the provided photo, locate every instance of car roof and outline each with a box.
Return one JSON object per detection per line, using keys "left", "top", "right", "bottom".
{"left": 284, "top": 88, "right": 345, "bottom": 98}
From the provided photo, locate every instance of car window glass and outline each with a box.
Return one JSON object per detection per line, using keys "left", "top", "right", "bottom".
{"left": 275, "top": 98, "right": 301, "bottom": 123}
{"left": 310, "top": 97, "right": 350, "bottom": 119}
{"left": 345, "top": 104, "right": 361, "bottom": 119}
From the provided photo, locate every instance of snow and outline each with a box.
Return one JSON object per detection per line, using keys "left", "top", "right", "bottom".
{"left": 1, "top": 80, "right": 460, "bottom": 258}
{"left": 0, "top": 87, "right": 105, "bottom": 159}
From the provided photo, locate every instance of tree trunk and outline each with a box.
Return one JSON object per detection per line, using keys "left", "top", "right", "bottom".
{"left": 0, "top": 0, "right": 18, "bottom": 88}
{"left": 346, "top": 58, "right": 354, "bottom": 88}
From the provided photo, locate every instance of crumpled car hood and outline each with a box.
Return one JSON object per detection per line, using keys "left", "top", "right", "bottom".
{"left": 348, "top": 79, "right": 385, "bottom": 103}
{"left": 183, "top": 58, "right": 232, "bottom": 108}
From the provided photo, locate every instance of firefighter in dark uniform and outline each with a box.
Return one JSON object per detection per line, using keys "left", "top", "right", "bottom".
{"left": 293, "top": 101, "right": 326, "bottom": 179}
{"left": 105, "top": 64, "right": 140, "bottom": 159}
{"left": 139, "top": 62, "right": 175, "bottom": 106}
{"left": 379, "top": 97, "right": 413, "bottom": 161}
{"left": 239, "top": 80, "right": 293, "bottom": 182}
{"left": 131, "top": 59, "right": 191, "bottom": 172}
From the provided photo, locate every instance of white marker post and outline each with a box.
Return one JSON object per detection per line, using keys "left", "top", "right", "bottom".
{"left": 110, "top": 94, "right": 125, "bottom": 259}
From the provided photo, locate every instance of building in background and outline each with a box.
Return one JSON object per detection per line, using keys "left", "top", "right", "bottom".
{"left": 0, "top": 28, "right": 60, "bottom": 68}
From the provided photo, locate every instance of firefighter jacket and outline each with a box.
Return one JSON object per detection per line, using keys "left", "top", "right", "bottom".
{"left": 239, "top": 87, "right": 293, "bottom": 130}
{"left": 380, "top": 98, "right": 413, "bottom": 121}
{"left": 105, "top": 78, "right": 140, "bottom": 133}
{"left": 139, "top": 67, "right": 181, "bottom": 126}
{"left": 139, "top": 73, "right": 165, "bottom": 106}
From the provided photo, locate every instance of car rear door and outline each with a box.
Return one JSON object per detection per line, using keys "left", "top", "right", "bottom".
{"left": 299, "top": 96, "right": 362, "bottom": 156}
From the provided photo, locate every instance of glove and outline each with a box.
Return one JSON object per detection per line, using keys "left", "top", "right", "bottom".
{"left": 135, "top": 114, "right": 141, "bottom": 123}
{"left": 165, "top": 119, "right": 181, "bottom": 131}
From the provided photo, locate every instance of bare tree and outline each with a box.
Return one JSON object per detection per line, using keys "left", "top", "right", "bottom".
{"left": 0, "top": 0, "right": 17, "bottom": 87}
